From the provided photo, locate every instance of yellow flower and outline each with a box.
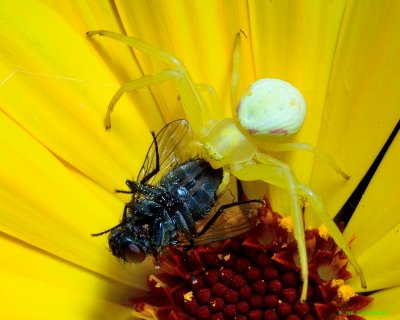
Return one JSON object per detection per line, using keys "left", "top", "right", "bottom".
{"left": 0, "top": 1, "right": 399, "bottom": 319}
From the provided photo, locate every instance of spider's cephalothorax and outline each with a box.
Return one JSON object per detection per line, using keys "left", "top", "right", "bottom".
{"left": 93, "top": 120, "right": 261, "bottom": 266}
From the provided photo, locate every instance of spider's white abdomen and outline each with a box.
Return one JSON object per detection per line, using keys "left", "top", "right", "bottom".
{"left": 237, "top": 78, "right": 306, "bottom": 139}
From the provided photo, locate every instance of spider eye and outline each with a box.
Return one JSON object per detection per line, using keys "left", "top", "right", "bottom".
{"left": 124, "top": 242, "right": 146, "bottom": 263}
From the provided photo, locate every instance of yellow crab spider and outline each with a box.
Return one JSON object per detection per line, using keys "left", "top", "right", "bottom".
{"left": 87, "top": 30, "right": 366, "bottom": 302}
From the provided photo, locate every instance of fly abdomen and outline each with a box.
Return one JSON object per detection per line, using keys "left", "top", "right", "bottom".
{"left": 187, "top": 182, "right": 219, "bottom": 219}
{"left": 160, "top": 159, "right": 223, "bottom": 220}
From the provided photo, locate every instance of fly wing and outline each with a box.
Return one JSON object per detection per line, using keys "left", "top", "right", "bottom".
{"left": 137, "top": 119, "right": 193, "bottom": 186}
{"left": 193, "top": 202, "right": 261, "bottom": 245}
{"left": 191, "top": 189, "right": 262, "bottom": 246}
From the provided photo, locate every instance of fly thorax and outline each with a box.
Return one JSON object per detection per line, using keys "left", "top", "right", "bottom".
{"left": 176, "top": 186, "right": 190, "bottom": 200}
{"left": 132, "top": 200, "right": 162, "bottom": 218}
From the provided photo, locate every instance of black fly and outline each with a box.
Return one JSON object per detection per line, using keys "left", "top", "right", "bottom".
{"left": 92, "top": 119, "right": 262, "bottom": 265}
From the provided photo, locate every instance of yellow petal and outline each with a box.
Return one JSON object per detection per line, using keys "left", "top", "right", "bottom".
{"left": 0, "top": 1, "right": 163, "bottom": 191}
{"left": 115, "top": 0, "right": 254, "bottom": 119}
{"left": 310, "top": 1, "right": 400, "bottom": 218}
{"left": 1, "top": 1, "right": 397, "bottom": 316}
{"left": 346, "top": 218, "right": 400, "bottom": 292}
{"left": 244, "top": 1, "right": 350, "bottom": 215}
{"left": 345, "top": 132, "right": 400, "bottom": 256}
{"left": 0, "top": 113, "right": 151, "bottom": 288}
{"left": 1, "top": 270, "right": 133, "bottom": 320}
{"left": 249, "top": 0, "right": 348, "bottom": 184}
{"left": 0, "top": 233, "right": 145, "bottom": 319}
{"left": 360, "top": 286, "right": 400, "bottom": 320}
{"left": 344, "top": 128, "right": 400, "bottom": 291}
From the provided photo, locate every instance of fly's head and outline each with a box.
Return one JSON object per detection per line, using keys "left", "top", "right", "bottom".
{"left": 107, "top": 213, "right": 152, "bottom": 263}
{"left": 107, "top": 229, "right": 147, "bottom": 263}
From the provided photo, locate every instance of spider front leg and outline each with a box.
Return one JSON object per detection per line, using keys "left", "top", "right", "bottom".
{"left": 87, "top": 30, "right": 211, "bottom": 131}
{"left": 231, "top": 152, "right": 310, "bottom": 302}
{"left": 104, "top": 70, "right": 181, "bottom": 129}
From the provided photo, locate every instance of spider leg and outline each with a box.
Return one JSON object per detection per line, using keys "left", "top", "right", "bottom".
{"left": 231, "top": 152, "right": 309, "bottom": 302}
{"left": 196, "top": 83, "right": 222, "bottom": 120}
{"left": 297, "top": 183, "right": 367, "bottom": 289}
{"left": 175, "top": 210, "right": 195, "bottom": 241}
{"left": 105, "top": 70, "right": 181, "bottom": 129}
{"left": 216, "top": 167, "right": 231, "bottom": 194}
{"left": 230, "top": 31, "right": 242, "bottom": 112}
{"left": 260, "top": 142, "right": 350, "bottom": 179}
{"left": 87, "top": 30, "right": 210, "bottom": 131}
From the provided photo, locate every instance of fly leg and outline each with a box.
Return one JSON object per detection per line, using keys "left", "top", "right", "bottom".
{"left": 175, "top": 210, "right": 196, "bottom": 240}
{"left": 91, "top": 204, "right": 129, "bottom": 236}
{"left": 115, "top": 125, "right": 159, "bottom": 188}
{"left": 173, "top": 209, "right": 201, "bottom": 283}
{"left": 139, "top": 131, "right": 159, "bottom": 184}
{"left": 175, "top": 210, "right": 197, "bottom": 278}
{"left": 149, "top": 218, "right": 165, "bottom": 268}
{"left": 181, "top": 242, "right": 199, "bottom": 285}
{"left": 114, "top": 176, "right": 163, "bottom": 195}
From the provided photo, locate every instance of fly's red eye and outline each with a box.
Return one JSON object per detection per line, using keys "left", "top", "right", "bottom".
{"left": 125, "top": 242, "right": 146, "bottom": 263}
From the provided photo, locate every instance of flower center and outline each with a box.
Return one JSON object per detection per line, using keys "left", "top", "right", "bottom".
{"left": 179, "top": 238, "right": 314, "bottom": 320}
{"left": 131, "top": 201, "right": 372, "bottom": 320}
